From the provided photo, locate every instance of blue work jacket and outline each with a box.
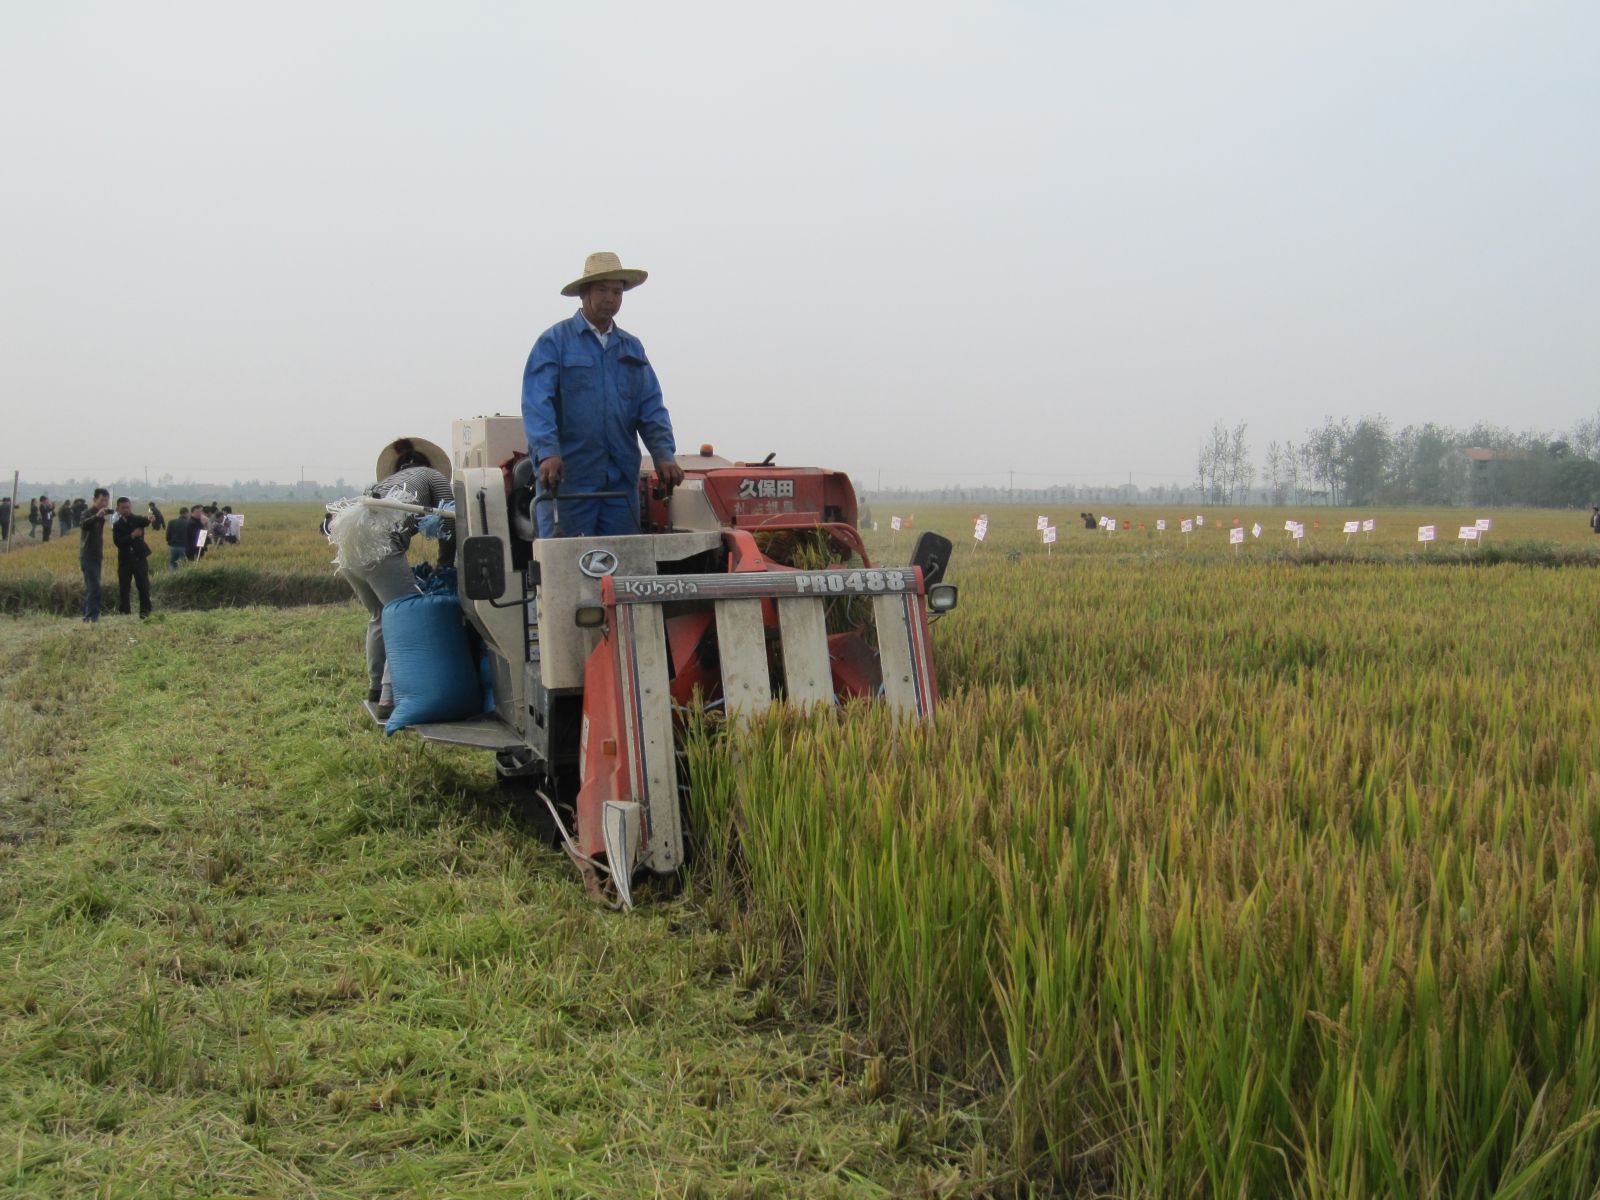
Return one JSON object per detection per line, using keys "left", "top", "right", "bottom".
{"left": 520, "top": 312, "right": 676, "bottom": 495}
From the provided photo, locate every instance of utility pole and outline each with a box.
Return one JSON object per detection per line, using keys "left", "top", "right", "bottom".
{"left": 1008, "top": 469, "right": 1014, "bottom": 496}
{"left": 5, "top": 470, "right": 16, "bottom": 554}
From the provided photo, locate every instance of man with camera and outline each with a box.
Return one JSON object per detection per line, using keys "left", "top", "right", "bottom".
{"left": 111, "top": 496, "right": 154, "bottom": 618}
{"left": 78, "top": 489, "right": 113, "bottom": 623}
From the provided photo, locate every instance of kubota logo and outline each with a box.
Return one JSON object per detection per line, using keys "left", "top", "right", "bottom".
{"left": 579, "top": 549, "right": 619, "bottom": 578}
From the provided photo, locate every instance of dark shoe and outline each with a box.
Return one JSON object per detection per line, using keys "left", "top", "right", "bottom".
{"left": 375, "top": 703, "right": 395, "bottom": 721}
{"left": 367, "top": 687, "right": 382, "bottom": 703}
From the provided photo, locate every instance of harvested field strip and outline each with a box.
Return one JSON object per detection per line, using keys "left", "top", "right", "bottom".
{"left": 0, "top": 610, "right": 996, "bottom": 1198}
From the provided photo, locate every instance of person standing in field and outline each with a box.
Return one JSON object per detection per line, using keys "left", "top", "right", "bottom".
{"left": 0, "top": 497, "right": 11, "bottom": 542}
{"left": 39, "top": 496, "right": 54, "bottom": 542}
{"left": 111, "top": 496, "right": 154, "bottom": 618}
{"left": 521, "top": 251, "right": 683, "bottom": 539}
{"left": 78, "top": 489, "right": 112, "bottom": 623}
{"left": 166, "top": 507, "right": 193, "bottom": 571}
{"left": 72, "top": 497, "right": 86, "bottom": 530}
{"left": 186, "top": 506, "right": 207, "bottom": 561}
{"left": 27, "top": 498, "right": 39, "bottom": 538}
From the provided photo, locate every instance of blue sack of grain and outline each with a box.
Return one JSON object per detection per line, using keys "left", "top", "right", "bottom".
{"left": 382, "top": 588, "right": 480, "bottom": 734}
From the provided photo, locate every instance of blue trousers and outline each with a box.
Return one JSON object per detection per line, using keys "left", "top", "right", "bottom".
{"left": 534, "top": 491, "right": 639, "bottom": 539}
{"left": 80, "top": 554, "right": 102, "bottom": 621}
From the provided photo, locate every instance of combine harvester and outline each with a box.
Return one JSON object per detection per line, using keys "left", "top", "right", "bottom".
{"left": 388, "top": 416, "right": 958, "bottom": 908}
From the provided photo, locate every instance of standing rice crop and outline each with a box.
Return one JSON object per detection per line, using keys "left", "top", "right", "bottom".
{"left": 687, "top": 517, "right": 1600, "bottom": 1197}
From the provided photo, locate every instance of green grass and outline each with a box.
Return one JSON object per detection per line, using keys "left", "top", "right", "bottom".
{"left": 0, "top": 609, "right": 996, "bottom": 1198}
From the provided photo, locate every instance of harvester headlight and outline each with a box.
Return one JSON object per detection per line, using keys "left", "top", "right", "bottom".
{"left": 574, "top": 603, "right": 606, "bottom": 629}
{"left": 927, "top": 583, "right": 959, "bottom": 613}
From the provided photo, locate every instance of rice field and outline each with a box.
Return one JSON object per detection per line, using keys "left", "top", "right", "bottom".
{"left": 689, "top": 503, "right": 1600, "bottom": 1196}
{"left": 5, "top": 500, "right": 1600, "bottom": 1195}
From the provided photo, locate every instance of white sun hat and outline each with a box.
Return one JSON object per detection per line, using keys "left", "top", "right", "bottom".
{"left": 560, "top": 251, "right": 649, "bottom": 297}
{"left": 375, "top": 436, "right": 451, "bottom": 482}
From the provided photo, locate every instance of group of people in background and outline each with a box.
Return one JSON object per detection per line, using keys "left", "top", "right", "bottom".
{"left": 0, "top": 491, "right": 246, "bottom": 623}
{"left": 0, "top": 496, "right": 241, "bottom": 553}
{"left": 0, "top": 495, "right": 143, "bottom": 542}
{"left": 163, "top": 504, "right": 241, "bottom": 569}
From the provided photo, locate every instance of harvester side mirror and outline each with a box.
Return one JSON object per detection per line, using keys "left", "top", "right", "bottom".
{"left": 462, "top": 536, "right": 506, "bottom": 601}
{"left": 909, "top": 531, "right": 953, "bottom": 588}
{"left": 928, "top": 583, "right": 959, "bottom": 613}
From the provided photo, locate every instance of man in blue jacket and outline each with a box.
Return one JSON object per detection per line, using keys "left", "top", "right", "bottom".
{"left": 521, "top": 251, "right": 683, "bottom": 538}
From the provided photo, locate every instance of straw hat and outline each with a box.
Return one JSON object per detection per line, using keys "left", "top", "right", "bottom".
{"left": 376, "top": 436, "right": 451, "bottom": 481}
{"left": 560, "top": 251, "right": 648, "bottom": 297}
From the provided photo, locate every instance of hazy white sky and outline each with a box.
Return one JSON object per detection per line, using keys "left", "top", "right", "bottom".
{"left": 4, "top": 1, "right": 1596, "bottom": 491}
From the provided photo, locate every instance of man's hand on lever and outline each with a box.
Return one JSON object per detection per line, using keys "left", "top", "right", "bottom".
{"left": 538, "top": 455, "right": 565, "bottom": 491}
{"left": 654, "top": 456, "right": 684, "bottom": 494}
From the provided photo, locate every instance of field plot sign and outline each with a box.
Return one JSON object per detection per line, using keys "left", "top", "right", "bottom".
{"left": 1418, "top": 524, "right": 1436, "bottom": 543}
{"left": 1042, "top": 525, "right": 1057, "bottom": 554}
{"left": 973, "top": 516, "right": 988, "bottom": 543}
{"left": 1036, "top": 515, "right": 1048, "bottom": 531}
{"left": 1180, "top": 518, "right": 1194, "bottom": 535}
{"left": 1362, "top": 519, "right": 1376, "bottom": 537}
{"left": 1343, "top": 519, "right": 1359, "bottom": 544}
{"left": 1196, "top": 514, "right": 1206, "bottom": 526}
{"left": 891, "top": 516, "right": 902, "bottom": 532}
{"left": 1251, "top": 523, "right": 1262, "bottom": 538}
{"left": 1476, "top": 518, "right": 1492, "bottom": 540}
{"left": 1460, "top": 525, "right": 1480, "bottom": 544}
{"left": 1229, "top": 526, "right": 1245, "bottom": 552}
{"left": 1292, "top": 523, "right": 1305, "bottom": 541}
{"left": 1156, "top": 519, "right": 1166, "bottom": 533}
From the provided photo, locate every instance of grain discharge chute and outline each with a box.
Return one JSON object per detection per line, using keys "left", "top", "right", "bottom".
{"left": 385, "top": 415, "right": 957, "bottom": 908}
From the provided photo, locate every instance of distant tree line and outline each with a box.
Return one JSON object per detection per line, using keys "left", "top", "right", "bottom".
{"left": 866, "top": 411, "right": 1600, "bottom": 509}
{"left": 8, "top": 477, "right": 351, "bottom": 504}
{"left": 1242, "top": 413, "right": 1600, "bottom": 507}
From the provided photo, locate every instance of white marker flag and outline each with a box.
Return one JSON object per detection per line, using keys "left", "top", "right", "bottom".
{"left": 1475, "top": 518, "right": 1492, "bottom": 531}
{"left": 1251, "top": 523, "right": 1262, "bottom": 538}
{"left": 1229, "top": 526, "right": 1245, "bottom": 545}
{"left": 1418, "top": 525, "right": 1436, "bottom": 542}
{"left": 1342, "top": 520, "right": 1360, "bottom": 534}
{"left": 1043, "top": 525, "right": 1057, "bottom": 545}
{"left": 1156, "top": 519, "right": 1167, "bottom": 532}
{"left": 1180, "top": 519, "right": 1194, "bottom": 533}
{"left": 891, "top": 516, "right": 902, "bottom": 531}
{"left": 1362, "top": 519, "right": 1375, "bottom": 533}
{"left": 1460, "top": 526, "right": 1479, "bottom": 541}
